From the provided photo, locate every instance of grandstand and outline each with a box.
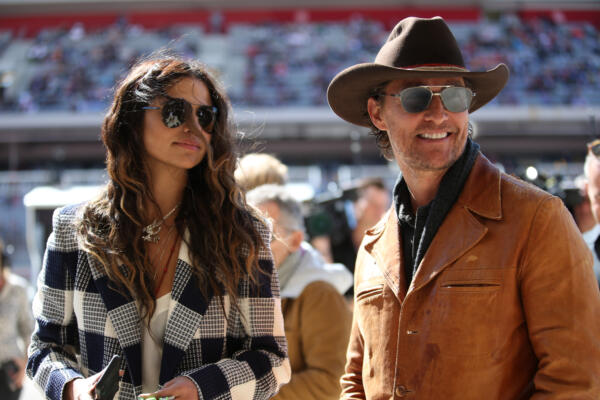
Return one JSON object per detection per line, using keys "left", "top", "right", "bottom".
{"left": 0, "top": 0, "right": 599, "bottom": 273}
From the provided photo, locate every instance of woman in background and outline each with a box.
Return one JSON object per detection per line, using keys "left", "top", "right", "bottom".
{"left": 27, "top": 55, "right": 290, "bottom": 400}
{"left": 0, "top": 239, "right": 33, "bottom": 400}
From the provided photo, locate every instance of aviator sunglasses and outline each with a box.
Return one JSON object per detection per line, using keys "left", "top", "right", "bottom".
{"left": 588, "top": 139, "right": 600, "bottom": 158}
{"left": 143, "top": 96, "right": 218, "bottom": 133}
{"left": 382, "top": 85, "right": 475, "bottom": 114}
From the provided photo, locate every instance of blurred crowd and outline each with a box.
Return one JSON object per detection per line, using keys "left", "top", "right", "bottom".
{"left": 0, "top": 12, "right": 598, "bottom": 112}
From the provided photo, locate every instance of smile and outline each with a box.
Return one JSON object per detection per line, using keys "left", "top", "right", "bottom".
{"left": 417, "top": 132, "right": 450, "bottom": 140}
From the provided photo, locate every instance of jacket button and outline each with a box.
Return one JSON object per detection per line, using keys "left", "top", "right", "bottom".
{"left": 395, "top": 385, "right": 412, "bottom": 397}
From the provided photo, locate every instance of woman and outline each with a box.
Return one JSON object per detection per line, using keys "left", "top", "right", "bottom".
{"left": 0, "top": 239, "right": 33, "bottom": 400}
{"left": 27, "top": 55, "right": 290, "bottom": 400}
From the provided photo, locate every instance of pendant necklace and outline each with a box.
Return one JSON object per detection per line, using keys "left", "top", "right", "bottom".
{"left": 142, "top": 202, "right": 180, "bottom": 243}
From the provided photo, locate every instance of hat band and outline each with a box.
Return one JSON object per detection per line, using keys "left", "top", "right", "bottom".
{"left": 402, "top": 64, "right": 469, "bottom": 72}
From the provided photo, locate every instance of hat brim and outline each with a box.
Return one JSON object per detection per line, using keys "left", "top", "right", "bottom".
{"left": 327, "top": 63, "right": 509, "bottom": 127}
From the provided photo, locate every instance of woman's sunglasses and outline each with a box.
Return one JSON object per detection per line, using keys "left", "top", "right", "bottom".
{"left": 143, "top": 96, "right": 218, "bottom": 133}
{"left": 382, "top": 85, "right": 475, "bottom": 114}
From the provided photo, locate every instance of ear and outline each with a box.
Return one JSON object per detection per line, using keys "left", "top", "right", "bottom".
{"left": 288, "top": 230, "right": 304, "bottom": 253}
{"left": 367, "top": 97, "right": 387, "bottom": 131}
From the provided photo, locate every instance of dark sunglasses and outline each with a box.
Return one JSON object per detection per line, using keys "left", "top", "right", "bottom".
{"left": 383, "top": 85, "right": 475, "bottom": 114}
{"left": 588, "top": 139, "right": 600, "bottom": 158}
{"left": 143, "top": 96, "right": 218, "bottom": 133}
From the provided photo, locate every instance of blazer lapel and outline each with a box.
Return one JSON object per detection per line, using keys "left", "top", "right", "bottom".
{"left": 86, "top": 253, "right": 143, "bottom": 389}
{"left": 159, "top": 238, "right": 212, "bottom": 384}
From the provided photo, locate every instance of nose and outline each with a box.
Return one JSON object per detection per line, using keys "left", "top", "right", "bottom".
{"left": 423, "top": 94, "right": 448, "bottom": 124}
{"left": 182, "top": 121, "right": 212, "bottom": 143}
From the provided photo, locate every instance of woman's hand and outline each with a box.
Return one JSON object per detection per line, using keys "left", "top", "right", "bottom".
{"left": 140, "top": 376, "right": 199, "bottom": 400}
{"left": 64, "top": 367, "right": 124, "bottom": 400}
{"left": 64, "top": 372, "right": 103, "bottom": 400}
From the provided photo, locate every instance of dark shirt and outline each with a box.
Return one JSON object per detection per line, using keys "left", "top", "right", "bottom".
{"left": 393, "top": 138, "right": 480, "bottom": 286}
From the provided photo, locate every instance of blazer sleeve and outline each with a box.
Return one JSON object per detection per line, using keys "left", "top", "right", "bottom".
{"left": 182, "top": 218, "right": 291, "bottom": 400}
{"left": 520, "top": 196, "right": 600, "bottom": 398}
{"left": 26, "top": 206, "right": 84, "bottom": 400}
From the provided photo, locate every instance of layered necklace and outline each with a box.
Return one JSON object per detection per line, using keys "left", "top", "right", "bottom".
{"left": 151, "top": 224, "right": 179, "bottom": 297}
{"left": 142, "top": 203, "right": 181, "bottom": 243}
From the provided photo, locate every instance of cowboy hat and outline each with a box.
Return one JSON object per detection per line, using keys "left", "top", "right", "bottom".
{"left": 327, "top": 16, "right": 509, "bottom": 127}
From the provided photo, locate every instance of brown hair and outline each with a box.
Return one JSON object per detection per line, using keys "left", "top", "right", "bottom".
{"left": 366, "top": 84, "right": 394, "bottom": 160}
{"left": 77, "top": 54, "right": 264, "bottom": 317}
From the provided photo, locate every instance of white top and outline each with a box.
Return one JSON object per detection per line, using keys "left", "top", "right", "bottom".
{"left": 142, "top": 292, "right": 171, "bottom": 394}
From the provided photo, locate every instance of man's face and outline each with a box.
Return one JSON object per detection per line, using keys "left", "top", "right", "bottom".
{"left": 586, "top": 152, "right": 600, "bottom": 223}
{"left": 257, "top": 201, "right": 296, "bottom": 268}
{"left": 368, "top": 77, "right": 470, "bottom": 176}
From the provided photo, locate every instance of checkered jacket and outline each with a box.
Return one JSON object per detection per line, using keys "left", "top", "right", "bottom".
{"left": 27, "top": 204, "right": 290, "bottom": 400}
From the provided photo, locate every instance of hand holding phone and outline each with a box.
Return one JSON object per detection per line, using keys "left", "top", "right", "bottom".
{"left": 93, "top": 354, "right": 123, "bottom": 400}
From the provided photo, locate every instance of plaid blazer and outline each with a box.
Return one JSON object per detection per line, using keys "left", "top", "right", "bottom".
{"left": 27, "top": 204, "right": 290, "bottom": 400}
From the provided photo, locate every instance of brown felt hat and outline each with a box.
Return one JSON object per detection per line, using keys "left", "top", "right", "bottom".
{"left": 327, "top": 16, "right": 509, "bottom": 127}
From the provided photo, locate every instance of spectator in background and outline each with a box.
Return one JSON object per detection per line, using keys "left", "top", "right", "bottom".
{"left": 0, "top": 238, "right": 34, "bottom": 400}
{"left": 351, "top": 178, "right": 391, "bottom": 249}
{"left": 247, "top": 184, "right": 352, "bottom": 400}
{"left": 235, "top": 153, "right": 288, "bottom": 191}
{"left": 572, "top": 174, "right": 597, "bottom": 234}
{"left": 583, "top": 141, "right": 600, "bottom": 286}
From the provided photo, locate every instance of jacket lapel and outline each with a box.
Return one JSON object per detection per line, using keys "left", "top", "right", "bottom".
{"left": 86, "top": 253, "right": 143, "bottom": 389}
{"left": 409, "top": 154, "right": 503, "bottom": 294}
{"left": 364, "top": 209, "right": 408, "bottom": 302}
{"left": 159, "top": 238, "right": 212, "bottom": 384}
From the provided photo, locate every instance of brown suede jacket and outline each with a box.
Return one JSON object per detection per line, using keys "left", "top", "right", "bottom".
{"left": 341, "top": 154, "right": 600, "bottom": 399}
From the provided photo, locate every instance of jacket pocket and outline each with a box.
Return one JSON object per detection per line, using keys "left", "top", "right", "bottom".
{"left": 439, "top": 268, "right": 503, "bottom": 292}
{"left": 355, "top": 283, "right": 384, "bottom": 302}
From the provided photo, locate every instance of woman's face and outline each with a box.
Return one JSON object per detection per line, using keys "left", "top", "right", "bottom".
{"left": 142, "top": 76, "right": 214, "bottom": 174}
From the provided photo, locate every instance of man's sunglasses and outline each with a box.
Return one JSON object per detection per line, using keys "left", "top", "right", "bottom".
{"left": 143, "top": 96, "right": 218, "bottom": 133}
{"left": 588, "top": 139, "right": 600, "bottom": 158}
{"left": 382, "top": 85, "right": 475, "bottom": 114}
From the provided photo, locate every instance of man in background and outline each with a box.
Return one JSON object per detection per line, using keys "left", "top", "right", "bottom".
{"left": 583, "top": 141, "right": 600, "bottom": 286}
{"left": 247, "top": 184, "right": 352, "bottom": 400}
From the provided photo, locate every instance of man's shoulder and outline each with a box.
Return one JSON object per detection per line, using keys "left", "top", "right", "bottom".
{"left": 499, "top": 171, "right": 555, "bottom": 204}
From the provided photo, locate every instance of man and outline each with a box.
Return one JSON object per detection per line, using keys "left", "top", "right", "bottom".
{"left": 247, "top": 184, "right": 353, "bottom": 400}
{"left": 327, "top": 16, "right": 600, "bottom": 398}
{"left": 350, "top": 178, "right": 391, "bottom": 253}
{"left": 583, "top": 141, "right": 600, "bottom": 285}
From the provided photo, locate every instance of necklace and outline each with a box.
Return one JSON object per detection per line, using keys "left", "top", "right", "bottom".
{"left": 154, "top": 235, "right": 179, "bottom": 297}
{"left": 151, "top": 224, "right": 176, "bottom": 275}
{"left": 142, "top": 203, "right": 180, "bottom": 243}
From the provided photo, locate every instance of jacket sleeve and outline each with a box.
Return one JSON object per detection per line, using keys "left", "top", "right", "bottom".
{"left": 520, "top": 196, "right": 600, "bottom": 398}
{"left": 182, "top": 219, "right": 291, "bottom": 400}
{"left": 340, "top": 250, "right": 367, "bottom": 400}
{"left": 26, "top": 206, "right": 84, "bottom": 400}
{"left": 274, "top": 281, "right": 352, "bottom": 400}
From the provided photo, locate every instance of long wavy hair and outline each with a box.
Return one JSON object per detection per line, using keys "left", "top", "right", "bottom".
{"left": 77, "top": 55, "right": 264, "bottom": 317}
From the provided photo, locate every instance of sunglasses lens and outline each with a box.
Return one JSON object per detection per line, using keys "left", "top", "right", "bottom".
{"left": 400, "top": 87, "right": 432, "bottom": 113}
{"left": 441, "top": 87, "right": 473, "bottom": 113}
{"left": 196, "top": 106, "right": 217, "bottom": 133}
{"left": 161, "top": 98, "right": 186, "bottom": 128}
{"left": 592, "top": 144, "right": 600, "bottom": 158}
